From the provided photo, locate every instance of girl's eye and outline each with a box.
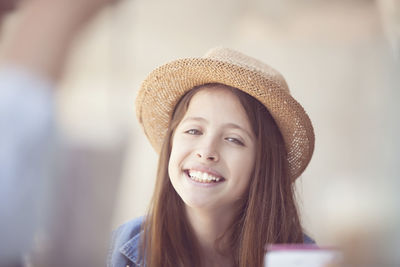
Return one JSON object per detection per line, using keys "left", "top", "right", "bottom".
{"left": 185, "top": 129, "right": 202, "bottom": 135}
{"left": 225, "top": 137, "right": 244, "bottom": 146}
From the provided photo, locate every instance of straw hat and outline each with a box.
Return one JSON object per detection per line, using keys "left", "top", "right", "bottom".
{"left": 136, "top": 47, "right": 314, "bottom": 180}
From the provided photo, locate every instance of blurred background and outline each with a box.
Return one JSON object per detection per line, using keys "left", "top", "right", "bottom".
{"left": 1, "top": 0, "right": 399, "bottom": 265}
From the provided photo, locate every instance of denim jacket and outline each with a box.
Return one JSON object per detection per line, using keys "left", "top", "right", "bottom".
{"left": 108, "top": 217, "right": 145, "bottom": 267}
{"left": 107, "top": 216, "right": 315, "bottom": 267}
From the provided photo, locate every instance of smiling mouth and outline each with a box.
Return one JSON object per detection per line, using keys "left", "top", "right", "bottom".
{"left": 184, "top": 170, "right": 225, "bottom": 184}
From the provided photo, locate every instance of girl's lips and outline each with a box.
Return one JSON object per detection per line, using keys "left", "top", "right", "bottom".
{"left": 184, "top": 170, "right": 225, "bottom": 185}
{"left": 184, "top": 169, "right": 225, "bottom": 182}
{"left": 183, "top": 166, "right": 225, "bottom": 180}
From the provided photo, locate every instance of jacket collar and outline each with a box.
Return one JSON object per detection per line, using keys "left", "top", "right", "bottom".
{"left": 119, "top": 230, "right": 142, "bottom": 265}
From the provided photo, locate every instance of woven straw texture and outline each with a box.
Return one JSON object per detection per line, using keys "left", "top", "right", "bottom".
{"left": 136, "top": 47, "right": 314, "bottom": 180}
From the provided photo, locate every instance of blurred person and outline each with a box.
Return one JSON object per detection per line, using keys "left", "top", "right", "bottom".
{"left": 0, "top": 0, "right": 19, "bottom": 19}
{"left": 108, "top": 47, "right": 316, "bottom": 267}
{"left": 0, "top": 0, "right": 121, "bottom": 265}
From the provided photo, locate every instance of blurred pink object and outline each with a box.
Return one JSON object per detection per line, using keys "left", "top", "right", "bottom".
{"left": 264, "top": 244, "right": 341, "bottom": 267}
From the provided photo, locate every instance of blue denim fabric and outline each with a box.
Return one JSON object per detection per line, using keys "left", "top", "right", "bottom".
{"left": 108, "top": 216, "right": 316, "bottom": 267}
{"left": 108, "top": 217, "right": 145, "bottom": 267}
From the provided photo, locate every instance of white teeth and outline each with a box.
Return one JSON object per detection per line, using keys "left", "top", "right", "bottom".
{"left": 188, "top": 170, "right": 221, "bottom": 183}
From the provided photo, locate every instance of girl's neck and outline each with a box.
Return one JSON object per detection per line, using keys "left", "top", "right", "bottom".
{"left": 185, "top": 206, "right": 234, "bottom": 267}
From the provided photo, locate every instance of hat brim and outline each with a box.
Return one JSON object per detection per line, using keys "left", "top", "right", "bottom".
{"left": 136, "top": 57, "right": 314, "bottom": 180}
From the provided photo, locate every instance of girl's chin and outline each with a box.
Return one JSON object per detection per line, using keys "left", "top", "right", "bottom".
{"left": 182, "top": 199, "right": 218, "bottom": 211}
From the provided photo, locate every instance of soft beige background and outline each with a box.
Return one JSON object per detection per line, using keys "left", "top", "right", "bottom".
{"left": 4, "top": 0, "right": 397, "bottom": 247}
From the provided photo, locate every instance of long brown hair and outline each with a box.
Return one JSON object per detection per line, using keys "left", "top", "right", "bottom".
{"left": 140, "top": 83, "right": 303, "bottom": 267}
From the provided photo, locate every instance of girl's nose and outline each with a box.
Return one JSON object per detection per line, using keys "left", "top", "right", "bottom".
{"left": 195, "top": 149, "right": 219, "bottom": 162}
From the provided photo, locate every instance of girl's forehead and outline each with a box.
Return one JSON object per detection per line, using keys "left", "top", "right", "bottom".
{"left": 189, "top": 85, "right": 238, "bottom": 103}
{"left": 182, "top": 86, "right": 253, "bottom": 131}
{"left": 187, "top": 87, "right": 240, "bottom": 111}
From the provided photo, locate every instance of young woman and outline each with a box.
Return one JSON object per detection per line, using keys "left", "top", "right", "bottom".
{"left": 108, "top": 47, "right": 315, "bottom": 267}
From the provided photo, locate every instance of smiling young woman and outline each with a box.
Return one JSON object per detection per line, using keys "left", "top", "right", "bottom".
{"left": 168, "top": 85, "right": 256, "bottom": 213}
{"left": 108, "top": 48, "right": 315, "bottom": 267}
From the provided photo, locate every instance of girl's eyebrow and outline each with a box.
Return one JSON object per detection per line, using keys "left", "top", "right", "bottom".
{"left": 181, "top": 117, "right": 207, "bottom": 124}
{"left": 223, "top": 123, "right": 254, "bottom": 140}
{"left": 181, "top": 117, "right": 254, "bottom": 140}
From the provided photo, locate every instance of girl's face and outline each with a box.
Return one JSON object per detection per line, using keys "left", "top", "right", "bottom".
{"left": 168, "top": 85, "right": 256, "bottom": 212}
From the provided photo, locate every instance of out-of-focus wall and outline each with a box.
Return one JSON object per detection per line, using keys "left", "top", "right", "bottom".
{"left": 24, "top": 0, "right": 398, "bottom": 247}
